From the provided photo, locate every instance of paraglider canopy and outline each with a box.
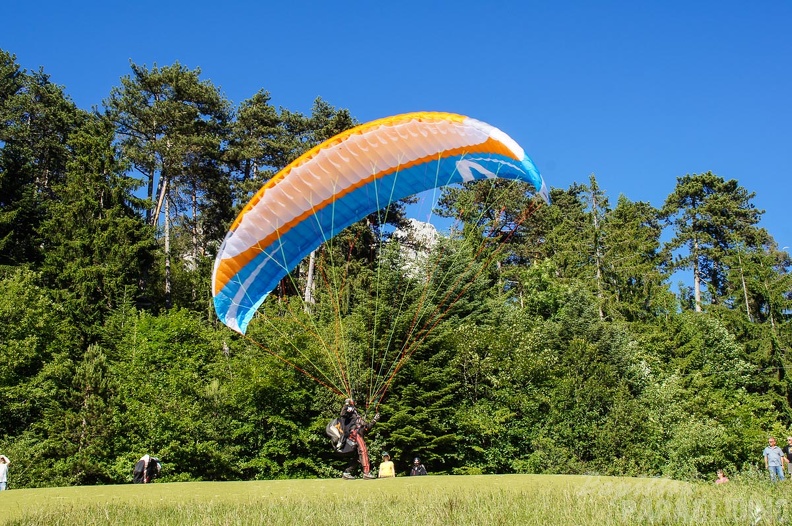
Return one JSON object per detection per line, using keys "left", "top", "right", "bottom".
{"left": 212, "top": 111, "right": 549, "bottom": 335}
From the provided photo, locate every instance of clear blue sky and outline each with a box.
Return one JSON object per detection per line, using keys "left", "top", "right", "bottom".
{"left": 3, "top": 1, "right": 791, "bottom": 249}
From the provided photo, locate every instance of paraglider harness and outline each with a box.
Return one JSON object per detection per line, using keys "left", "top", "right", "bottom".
{"left": 326, "top": 418, "right": 349, "bottom": 452}
{"left": 326, "top": 401, "right": 379, "bottom": 473}
{"left": 326, "top": 417, "right": 376, "bottom": 452}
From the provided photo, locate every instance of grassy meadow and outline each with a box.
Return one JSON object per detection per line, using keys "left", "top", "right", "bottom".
{"left": 1, "top": 474, "right": 791, "bottom": 525}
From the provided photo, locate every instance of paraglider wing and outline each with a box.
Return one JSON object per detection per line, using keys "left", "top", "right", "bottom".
{"left": 212, "top": 111, "right": 548, "bottom": 334}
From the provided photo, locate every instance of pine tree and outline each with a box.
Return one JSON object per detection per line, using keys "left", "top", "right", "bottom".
{"left": 662, "top": 172, "right": 763, "bottom": 311}
{"left": 600, "top": 196, "right": 672, "bottom": 322}
{"left": 38, "top": 112, "right": 155, "bottom": 340}
{"left": 0, "top": 50, "right": 80, "bottom": 267}
{"left": 104, "top": 62, "right": 232, "bottom": 309}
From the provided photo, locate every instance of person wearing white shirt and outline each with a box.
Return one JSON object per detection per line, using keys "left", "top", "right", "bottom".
{"left": 0, "top": 455, "right": 10, "bottom": 490}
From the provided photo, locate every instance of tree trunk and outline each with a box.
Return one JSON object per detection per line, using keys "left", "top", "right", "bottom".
{"left": 165, "top": 193, "right": 172, "bottom": 310}
{"left": 304, "top": 250, "right": 316, "bottom": 312}
{"left": 191, "top": 188, "right": 199, "bottom": 301}
{"left": 192, "top": 187, "right": 199, "bottom": 258}
{"left": 693, "top": 237, "right": 702, "bottom": 312}
{"left": 592, "top": 189, "right": 605, "bottom": 320}
{"left": 737, "top": 252, "right": 752, "bottom": 322}
{"left": 152, "top": 175, "right": 168, "bottom": 227}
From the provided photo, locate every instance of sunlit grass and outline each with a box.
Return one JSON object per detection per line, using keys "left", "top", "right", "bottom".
{"left": 2, "top": 474, "right": 791, "bottom": 525}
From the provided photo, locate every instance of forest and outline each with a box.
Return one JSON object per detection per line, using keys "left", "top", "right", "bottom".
{"left": 1, "top": 47, "right": 791, "bottom": 488}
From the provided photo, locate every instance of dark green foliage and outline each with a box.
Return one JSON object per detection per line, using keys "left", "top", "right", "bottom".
{"left": 104, "top": 61, "right": 232, "bottom": 310}
{"left": 0, "top": 269, "right": 76, "bottom": 434}
{"left": 662, "top": 172, "right": 764, "bottom": 311}
{"left": 2, "top": 48, "right": 792, "bottom": 488}
{"left": 38, "top": 112, "right": 155, "bottom": 339}
{"left": 0, "top": 51, "right": 81, "bottom": 267}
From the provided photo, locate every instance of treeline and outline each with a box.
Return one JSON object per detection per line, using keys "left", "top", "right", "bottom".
{"left": 1, "top": 48, "right": 791, "bottom": 487}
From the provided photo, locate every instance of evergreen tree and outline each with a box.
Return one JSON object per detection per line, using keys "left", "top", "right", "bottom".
{"left": 45, "top": 344, "right": 118, "bottom": 485}
{"left": 661, "top": 172, "right": 763, "bottom": 311}
{"left": 0, "top": 50, "right": 80, "bottom": 267}
{"left": 521, "top": 184, "right": 590, "bottom": 280}
{"left": 104, "top": 62, "right": 232, "bottom": 309}
{"left": 226, "top": 90, "right": 284, "bottom": 201}
{"left": 587, "top": 175, "right": 609, "bottom": 319}
{"left": 38, "top": 112, "right": 155, "bottom": 340}
{"left": 600, "top": 196, "right": 672, "bottom": 322}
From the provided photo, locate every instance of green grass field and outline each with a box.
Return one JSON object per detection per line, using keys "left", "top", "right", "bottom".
{"left": 1, "top": 474, "right": 790, "bottom": 525}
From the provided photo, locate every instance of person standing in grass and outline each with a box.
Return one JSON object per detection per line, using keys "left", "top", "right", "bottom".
{"left": 763, "top": 436, "right": 785, "bottom": 482}
{"left": 782, "top": 437, "right": 792, "bottom": 477}
{"left": 378, "top": 451, "right": 395, "bottom": 478}
{"left": 409, "top": 457, "right": 427, "bottom": 476}
{"left": 715, "top": 469, "right": 729, "bottom": 484}
{"left": 0, "top": 455, "right": 10, "bottom": 490}
{"left": 339, "top": 398, "right": 379, "bottom": 480}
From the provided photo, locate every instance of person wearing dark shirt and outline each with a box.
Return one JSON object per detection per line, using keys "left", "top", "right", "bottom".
{"left": 409, "top": 457, "right": 427, "bottom": 476}
{"left": 339, "top": 398, "right": 379, "bottom": 480}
